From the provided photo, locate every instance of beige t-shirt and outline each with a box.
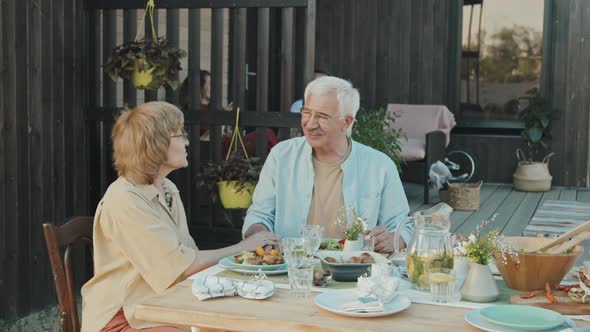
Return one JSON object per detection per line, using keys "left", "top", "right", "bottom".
{"left": 307, "top": 139, "right": 352, "bottom": 238}
{"left": 81, "top": 177, "right": 198, "bottom": 332}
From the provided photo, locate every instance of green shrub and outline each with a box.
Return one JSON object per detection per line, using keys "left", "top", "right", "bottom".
{"left": 352, "top": 107, "right": 405, "bottom": 170}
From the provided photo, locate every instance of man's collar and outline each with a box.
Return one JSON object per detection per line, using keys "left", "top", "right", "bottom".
{"left": 302, "top": 137, "right": 357, "bottom": 168}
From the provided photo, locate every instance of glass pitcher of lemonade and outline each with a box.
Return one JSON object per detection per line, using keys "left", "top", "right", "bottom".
{"left": 405, "top": 203, "right": 454, "bottom": 291}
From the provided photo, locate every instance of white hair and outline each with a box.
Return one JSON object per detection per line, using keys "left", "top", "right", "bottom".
{"left": 304, "top": 76, "right": 360, "bottom": 136}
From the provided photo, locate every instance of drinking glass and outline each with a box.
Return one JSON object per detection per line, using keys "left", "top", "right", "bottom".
{"left": 301, "top": 225, "right": 324, "bottom": 263}
{"left": 281, "top": 237, "right": 305, "bottom": 268}
{"left": 288, "top": 265, "right": 314, "bottom": 298}
{"left": 428, "top": 268, "right": 456, "bottom": 303}
{"left": 362, "top": 235, "right": 375, "bottom": 252}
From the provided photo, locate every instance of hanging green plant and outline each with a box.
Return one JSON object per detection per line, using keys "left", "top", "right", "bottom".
{"left": 196, "top": 108, "right": 266, "bottom": 209}
{"left": 103, "top": 0, "right": 186, "bottom": 90}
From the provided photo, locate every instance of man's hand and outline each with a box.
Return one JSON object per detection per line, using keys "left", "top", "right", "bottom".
{"left": 244, "top": 223, "right": 271, "bottom": 238}
{"left": 240, "top": 231, "right": 278, "bottom": 251}
{"left": 365, "top": 226, "right": 406, "bottom": 253}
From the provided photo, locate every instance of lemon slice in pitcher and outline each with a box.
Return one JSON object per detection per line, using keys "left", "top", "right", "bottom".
{"left": 429, "top": 272, "right": 455, "bottom": 284}
{"left": 419, "top": 273, "right": 430, "bottom": 288}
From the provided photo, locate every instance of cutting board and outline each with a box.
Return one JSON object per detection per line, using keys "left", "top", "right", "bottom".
{"left": 510, "top": 290, "right": 590, "bottom": 315}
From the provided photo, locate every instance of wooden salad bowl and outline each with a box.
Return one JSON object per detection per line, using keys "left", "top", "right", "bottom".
{"left": 493, "top": 236, "right": 583, "bottom": 291}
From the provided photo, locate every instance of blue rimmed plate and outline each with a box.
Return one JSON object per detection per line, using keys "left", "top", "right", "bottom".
{"left": 218, "top": 256, "right": 287, "bottom": 273}
{"left": 478, "top": 305, "right": 566, "bottom": 331}
{"left": 465, "top": 309, "right": 574, "bottom": 332}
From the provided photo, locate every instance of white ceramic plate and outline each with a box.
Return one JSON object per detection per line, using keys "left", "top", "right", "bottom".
{"left": 464, "top": 309, "right": 575, "bottom": 332}
{"left": 314, "top": 290, "right": 411, "bottom": 318}
{"left": 218, "top": 257, "right": 287, "bottom": 275}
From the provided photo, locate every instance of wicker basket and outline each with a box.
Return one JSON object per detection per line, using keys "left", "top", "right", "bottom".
{"left": 447, "top": 181, "right": 483, "bottom": 211}
{"left": 513, "top": 150, "right": 553, "bottom": 192}
{"left": 439, "top": 190, "right": 450, "bottom": 203}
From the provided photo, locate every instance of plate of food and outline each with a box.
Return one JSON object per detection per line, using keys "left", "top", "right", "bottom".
{"left": 219, "top": 246, "right": 287, "bottom": 273}
{"left": 317, "top": 251, "right": 390, "bottom": 281}
{"left": 319, "top": 238, "right": 345, "bottom": 251}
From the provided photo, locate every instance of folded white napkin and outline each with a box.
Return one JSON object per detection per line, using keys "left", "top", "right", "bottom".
{"left": 357, "top": 272, "right": 401, "bottom": 303}
{"left": 341, "top": 297, "right": 385, "bottom": 313}
{"left": 192, "top": 276, "right": 238, "bottom": 301}
{"left": 236, "top": 280, "right": 275, "bottom": 300}
{"left": 192, "top": 276, "right": 276, "bottom": 301}
{"left": 371, "top": 263, "right": 394, "bottom": 278}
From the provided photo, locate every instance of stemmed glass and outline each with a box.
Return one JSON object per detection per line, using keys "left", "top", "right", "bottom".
{"left": 301, "top": 225, "right": 324, "bottom": 264}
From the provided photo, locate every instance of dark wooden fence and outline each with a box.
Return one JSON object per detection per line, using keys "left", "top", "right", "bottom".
{"left": 1, "top": 0, "right": 90, "bottom": 319}
{"left": 86, "top": 0, "right": 316, "bottom": 249}
{"left": 1, "top": 0, "right": 315, "bottom": 320}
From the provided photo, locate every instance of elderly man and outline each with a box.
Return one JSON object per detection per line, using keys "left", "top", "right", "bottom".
{"left": 242, "top": 76, "right": 412, "bottom": 253}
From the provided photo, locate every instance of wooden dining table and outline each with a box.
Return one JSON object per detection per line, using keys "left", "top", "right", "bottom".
{"left": 133, "top": 274, "right": 590, "bottom": 332}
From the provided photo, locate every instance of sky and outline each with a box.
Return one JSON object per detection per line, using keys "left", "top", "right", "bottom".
{"left": 463, "top": 0, "right": 545, "bottom": 46}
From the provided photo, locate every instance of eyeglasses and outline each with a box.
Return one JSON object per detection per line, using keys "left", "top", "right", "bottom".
{"left": 300, "top": 107, "right": 344, "bottom": 123}
{"left": 170, "top": 128, "right": 189, "bottom": 142}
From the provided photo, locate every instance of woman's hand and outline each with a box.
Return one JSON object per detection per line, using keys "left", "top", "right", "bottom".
{"left": 239, "top": 231, "right": 279, "bottom": 252}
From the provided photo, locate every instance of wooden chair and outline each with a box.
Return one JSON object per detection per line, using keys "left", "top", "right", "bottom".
{"left": 386, "top": 104, "right": 456, "bottom": 204}
{"left": 43, "top": 216, "right": 94, "bottom": 332}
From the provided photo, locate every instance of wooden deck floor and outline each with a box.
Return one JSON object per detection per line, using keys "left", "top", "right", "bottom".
{"left": 404, "top": 182, "right": 590, "bottom": 237}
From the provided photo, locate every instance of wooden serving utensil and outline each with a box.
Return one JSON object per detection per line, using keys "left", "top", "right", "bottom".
{"left": 546, "top": 231, "right": 590, "bottom": 254}
{"left": 530, "top": 220, "right": 590, "bottom": 253}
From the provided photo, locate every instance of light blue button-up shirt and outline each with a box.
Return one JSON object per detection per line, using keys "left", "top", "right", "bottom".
{"left": 242, "top": 137, "right": 413, "bottom": 246}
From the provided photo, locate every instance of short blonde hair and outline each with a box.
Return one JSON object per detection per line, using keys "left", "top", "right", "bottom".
{"left": 112, "top": 101, "right": 184, "bottom": 184}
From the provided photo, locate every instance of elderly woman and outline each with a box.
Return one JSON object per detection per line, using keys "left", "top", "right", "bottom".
{"left": 242, "top": 76, "right": 413, "bottom": 254}
{"left": 81, "top": 102, "right": 277, "bottom": 332}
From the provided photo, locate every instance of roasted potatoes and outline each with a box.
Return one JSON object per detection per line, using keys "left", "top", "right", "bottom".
{"left": 262, "top": 254, "right": 277, "bottom": 265}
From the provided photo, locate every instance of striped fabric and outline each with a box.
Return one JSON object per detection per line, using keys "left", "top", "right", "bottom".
{"left": 524, "top": 200, "right": 590, "bottom": 237}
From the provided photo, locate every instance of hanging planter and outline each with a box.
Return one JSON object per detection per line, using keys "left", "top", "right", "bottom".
{"left": 217, "top": 181, "right": 255, "bottom": 209}
{"left": 131, "top": 59, "right": 156, "bottom": 89}
{"left": 196, "top": 108, "right": 265, "bottom": 209}
{"left": 104, "top": 0, "right": 185, "bottom": 90}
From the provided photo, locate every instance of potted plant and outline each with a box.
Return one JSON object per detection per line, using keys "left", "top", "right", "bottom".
{"left": 103, "top": 0, "right": 185, "bottom": 90}
{"left": 455, "top": 216, "right": 500, "bottom": 302}
{"left": 104, "top": 37, "right": 185, "bottom": 90}
{"left": 513, "top": 88, "right": 559, "bottom": 192}
{"left": 336, "top": 208, "right": 368, "bottom": 251}
{"left": 196, "top": 157, "right": 264, "bottom": 209}
{"left": 352, "top": 107, "right": 405, "bottom": 171}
